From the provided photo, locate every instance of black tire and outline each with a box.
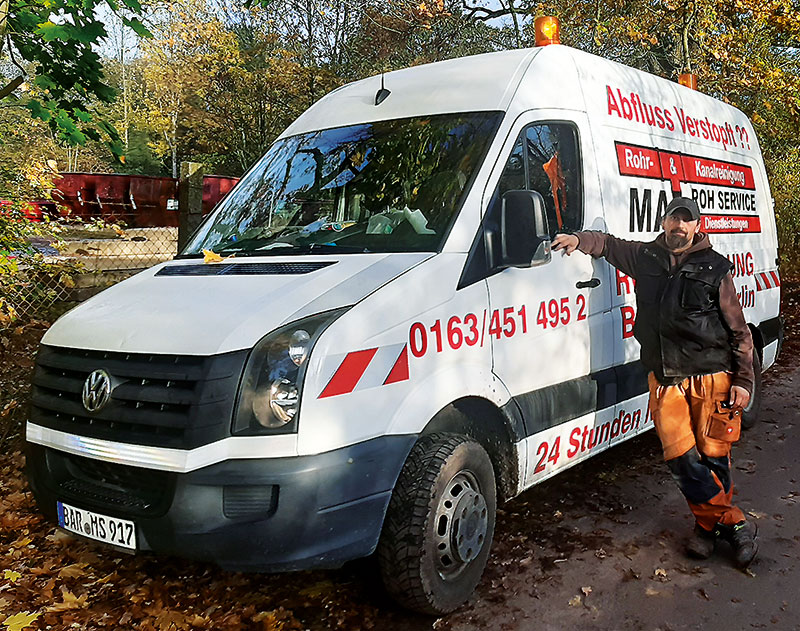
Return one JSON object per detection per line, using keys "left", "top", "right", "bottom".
{"left": 377, "top": 433, "right": 497, "bottom": 615}
{"left": 741, "top": 349, "right": 762, "bottom": 430}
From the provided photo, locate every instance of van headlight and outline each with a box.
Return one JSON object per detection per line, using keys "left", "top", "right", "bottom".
{"left": 233, "top": 310, "right": 346, "bottom": 434}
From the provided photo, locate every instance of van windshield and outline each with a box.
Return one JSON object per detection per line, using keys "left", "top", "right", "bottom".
{"left": 181, "top": 112, "right": 502, "bottom": 256}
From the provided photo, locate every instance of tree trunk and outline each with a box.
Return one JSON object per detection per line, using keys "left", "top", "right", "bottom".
{"left": 0, "top": 0, "right": 8, "bottom": 58}
{"left": 169, "top": 110, "right": 178, "bottom": 179}
{"left": 119, "top": 19, "right": 130, "bottom": 150}
{"left": 0, "top": 0, "right": 27, "bottom": 100}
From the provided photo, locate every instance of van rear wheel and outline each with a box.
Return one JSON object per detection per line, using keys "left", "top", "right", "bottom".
{"left": 377, "top": 433, "right": 496, "bottom": 614}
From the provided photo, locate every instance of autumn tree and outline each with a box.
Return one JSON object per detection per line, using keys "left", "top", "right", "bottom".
{"left": 342, "top": 0, "right": 501, "bottom": 76}
{"left": 138, "top": 0, "right": 234, "bottom": 176}
{"left": 187, "top": 3, "right": 335, "bottom": 173}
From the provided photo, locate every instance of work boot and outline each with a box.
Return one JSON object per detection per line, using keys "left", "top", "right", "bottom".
{"left": 728, "top": 520, "right": 759, "bottom": 568}
{"left": 686, "top": 524, "right": 717, "bottom": 559}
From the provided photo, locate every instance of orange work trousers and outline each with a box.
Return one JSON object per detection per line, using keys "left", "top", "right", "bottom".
{"left": 648, "top": 372, "right": 745, "bottom": 531}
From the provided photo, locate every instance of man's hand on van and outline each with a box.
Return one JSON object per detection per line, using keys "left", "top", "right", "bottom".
{"left": 552, "top": 233, "right": 579, "bottom": 255}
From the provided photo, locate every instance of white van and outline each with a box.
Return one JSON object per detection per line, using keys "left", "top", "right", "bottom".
{"left": 26, "top": 35, "right": 782, "bottom": 614}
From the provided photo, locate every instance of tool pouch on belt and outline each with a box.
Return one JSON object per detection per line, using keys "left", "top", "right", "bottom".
{"left": 700, "top": 402, "right": 741, "bottom": 457}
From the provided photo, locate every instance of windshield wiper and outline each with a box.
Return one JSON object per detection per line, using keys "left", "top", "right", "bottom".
{"left": 214, "top": 236, "right": 278, "bottom": 253}
{"left": 228, "top": 243, "right": 371, "bottom": 256}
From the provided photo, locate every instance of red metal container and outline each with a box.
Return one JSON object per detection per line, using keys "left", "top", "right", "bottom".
{"left": 50, "top": 173, "right": 239, "bottom": 227}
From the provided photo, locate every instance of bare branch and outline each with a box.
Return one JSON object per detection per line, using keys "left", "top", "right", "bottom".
{"left": 501, "top": 0, "right": 522, "bottom": 48}
{"left": 681, "top": 0, "right": 698, "bottom": 73}
{"left": 0, "top": 75, "right": 24, "bottom": 100}
{"left": 460, "top": 0, "right": 516, "bottom": 21}
{"left": 6, "top": 38, "right": 27, "bottom": 77}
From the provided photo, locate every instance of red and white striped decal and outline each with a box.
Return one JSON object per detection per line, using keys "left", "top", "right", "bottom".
{"left": 755, "top": 270, "right": 781, "bottom": 292}
{"left": 318, "top": 343, "right": 410, "bottom": 399}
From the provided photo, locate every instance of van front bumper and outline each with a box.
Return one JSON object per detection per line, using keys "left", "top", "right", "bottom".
{"left": 26, "top": 434, "right": 417, "bottom": 571}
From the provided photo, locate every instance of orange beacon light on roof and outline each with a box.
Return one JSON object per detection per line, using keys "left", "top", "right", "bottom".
{"left": 535, "top": 16, "right": 561, "bottom": 46}
{"left": 679, "top": 73, "right": 698, "bottom": 90}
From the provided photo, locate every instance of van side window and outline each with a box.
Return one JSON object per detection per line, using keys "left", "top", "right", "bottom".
{"left": 497, "top": 136, "right": 526, "bottom": 194}
{"left": 525, "top": 124, "right": 582, "bottom": 235}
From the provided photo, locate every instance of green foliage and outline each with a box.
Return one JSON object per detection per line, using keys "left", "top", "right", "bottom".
{"left": 0, "top": 206, "right": 44, "bottom": 255}
{"left": 114, "top": 130, "right": 167, "bottom": 176}
{"left": 766, "top": 144, "right": 800, "bottom": 274}
{"left": 0, "top": 205, "right": 82, "bottom": 325}
{"left": 1, "top": 0, "right": 150, "bottom": 158}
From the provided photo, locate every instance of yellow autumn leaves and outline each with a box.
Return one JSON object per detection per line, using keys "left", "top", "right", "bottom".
{"left": 1, "top": 612, "right": 40, "bottom": 631}
{"left": 201, "top": 249, "right": 234, "bottom": 264}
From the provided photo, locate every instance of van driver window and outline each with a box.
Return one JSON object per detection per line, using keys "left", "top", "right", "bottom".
{"left": 526, "top": 124, "right": 582, "bottom": 236}
{"left": 497, "top": 136, "right": 525, "bottom": 193}
{"left": 493, "top": 122, "right": 582, "bottom": 236}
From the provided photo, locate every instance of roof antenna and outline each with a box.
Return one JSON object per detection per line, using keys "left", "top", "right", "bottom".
{"left": 375, "top": 71, "right": 391, "bottom": 106}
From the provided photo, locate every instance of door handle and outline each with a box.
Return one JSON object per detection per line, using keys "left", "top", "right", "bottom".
{"left": 576, "top": 278, "right": 601, "bottom": 289}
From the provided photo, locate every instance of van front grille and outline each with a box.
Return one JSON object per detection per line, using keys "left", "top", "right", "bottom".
{"left": 47, "top": 450, "right": 175, "bottom": 517}
{"left": 31, "top": 345, "right": 248, "bottom": 449}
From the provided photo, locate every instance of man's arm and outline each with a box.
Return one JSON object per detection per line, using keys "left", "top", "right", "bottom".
{"left": 552, "top": 231, "right": 643, "bottom": 279}
{"left": 718, "top": 273, "right": 755, "bottom": 410}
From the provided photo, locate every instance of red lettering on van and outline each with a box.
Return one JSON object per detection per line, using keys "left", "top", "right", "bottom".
{"left": 621, "top": 306, "right": 636, "bottom": 339}
{"left": 607, "top": 86, "right": 621, "bottom": 118}
{"left": 616, "top": 270, "right": 635, "bottom": 296}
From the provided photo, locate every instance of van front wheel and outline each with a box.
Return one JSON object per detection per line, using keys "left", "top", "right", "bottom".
{"left": 377, "top": 433, "right": 496, "bottom": 614}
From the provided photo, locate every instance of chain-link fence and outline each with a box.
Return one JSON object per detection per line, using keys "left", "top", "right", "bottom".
{"left": 58, "top": 225, "right": 179, "bottom": 272}
{"left": 2, "top": 166, "right": 228, "bottom": 323}
{"left": 2, "top": 224, "right": 179, "bottom": 323}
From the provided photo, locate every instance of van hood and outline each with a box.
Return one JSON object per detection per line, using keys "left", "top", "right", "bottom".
{"left": 43, "top": 253, "right": 432, "bottom": 355}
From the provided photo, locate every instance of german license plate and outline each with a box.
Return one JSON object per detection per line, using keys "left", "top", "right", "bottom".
{"left": 57, "top": 501, "right": 136, "bottom": 550}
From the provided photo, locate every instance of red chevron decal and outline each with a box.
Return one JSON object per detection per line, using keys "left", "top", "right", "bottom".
{"left": 318, "top": 348, "right": 378, "bottom": 398}
{"left": 384, "top": 345, "right": 410, "bottom": 385}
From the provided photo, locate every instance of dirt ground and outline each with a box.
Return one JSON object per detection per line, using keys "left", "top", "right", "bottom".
{"left": 0, "top": 278, "right": 797, "bottom": 631}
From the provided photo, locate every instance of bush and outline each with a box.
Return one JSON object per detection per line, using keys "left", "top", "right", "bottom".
{"left": 767, "top": 146, "right": 800, "bottom": 276}
{"left": 0, "top": 203, "right": 83, "bottom": 325}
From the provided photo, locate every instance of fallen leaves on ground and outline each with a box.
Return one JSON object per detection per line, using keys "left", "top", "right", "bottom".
{"left": 653, "top": 568, "right": 669, "bottom": 582}
{"left": 1, "top": 611, "right": 40, "bottom": 631}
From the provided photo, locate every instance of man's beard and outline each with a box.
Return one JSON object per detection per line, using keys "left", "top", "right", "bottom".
{"left": 665, "top": 229, "right": 692, "bottom": 251}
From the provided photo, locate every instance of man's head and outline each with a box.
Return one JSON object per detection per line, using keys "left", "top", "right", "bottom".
{"left": 662, "top": 197, "right": 701, "bottom": 252}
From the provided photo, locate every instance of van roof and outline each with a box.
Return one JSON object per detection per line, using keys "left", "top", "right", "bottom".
{"left": 279, "top": 45, "right": 754, "bottom": 153}
{"left": 279, "top": 48, "right": 539, "bottom": 137}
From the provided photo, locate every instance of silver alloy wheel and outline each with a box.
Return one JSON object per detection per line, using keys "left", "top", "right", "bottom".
{"left": 433, "top": 471, "right": 489, "bottom": 579}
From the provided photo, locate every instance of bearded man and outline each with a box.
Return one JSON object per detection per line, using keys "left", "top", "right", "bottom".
{"left": 552, "top": 196, "right": 758, "bottom": 568}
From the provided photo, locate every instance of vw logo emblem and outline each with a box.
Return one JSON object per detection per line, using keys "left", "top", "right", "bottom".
{"left": 82, "top": 369, "right": 112, "bottom": 413}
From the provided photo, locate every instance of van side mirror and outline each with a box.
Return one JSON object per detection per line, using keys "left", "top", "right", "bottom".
{"left": 499, "top": 190, "right": 551, "bottom": 268}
